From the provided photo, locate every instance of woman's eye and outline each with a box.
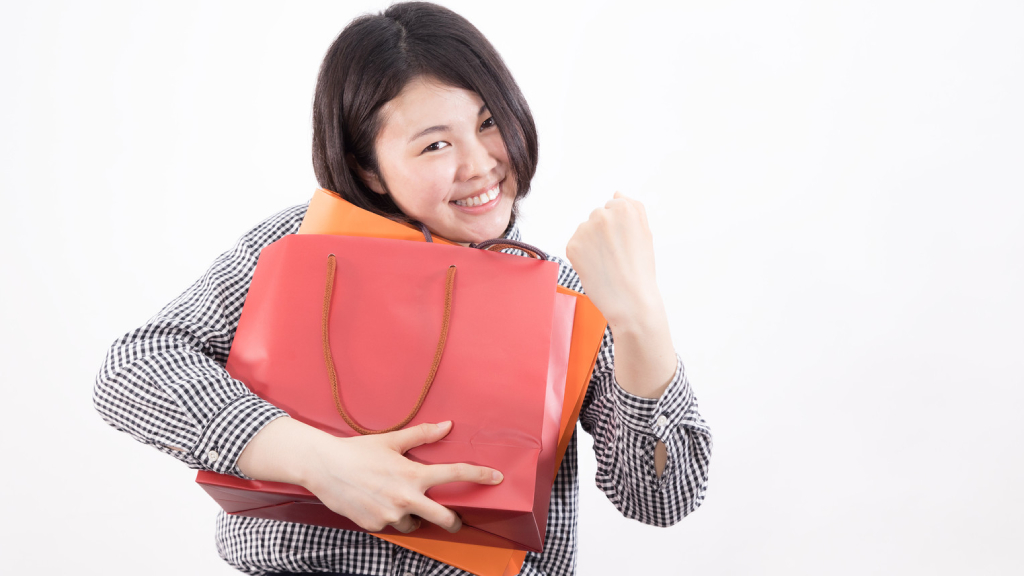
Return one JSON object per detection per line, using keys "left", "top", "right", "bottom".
{"left": 423, "top": 141, "right": 450, "bottom": 153}
{"left": 480, "top": 117, "right": 496, "bottom": 131}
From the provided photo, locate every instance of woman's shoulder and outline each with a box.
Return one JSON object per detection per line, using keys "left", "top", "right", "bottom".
{"left": 238, "top": 203, "right": 309, "bottom": 252}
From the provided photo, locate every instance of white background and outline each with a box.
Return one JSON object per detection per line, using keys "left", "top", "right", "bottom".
{"left": 2, "top": 1, "right": 1022, "bottom": 574}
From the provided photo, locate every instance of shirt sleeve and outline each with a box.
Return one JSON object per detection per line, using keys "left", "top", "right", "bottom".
{"left": 548, "top": 255, "right": 713, "bottom": 527}
{"left": 93, "top": 205, "right": 307, "bottom": 479}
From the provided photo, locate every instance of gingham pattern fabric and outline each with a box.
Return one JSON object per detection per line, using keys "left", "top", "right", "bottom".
{"left": 94, "top": 203, "right": 713, "bottom": 576}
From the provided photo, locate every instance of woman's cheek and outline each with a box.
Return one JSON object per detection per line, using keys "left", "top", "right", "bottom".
{"left": 423, "top": 161, "right": 454, "bottom": 197}
{"left": 485, "top": 133, "right": 509, "bottom": 164}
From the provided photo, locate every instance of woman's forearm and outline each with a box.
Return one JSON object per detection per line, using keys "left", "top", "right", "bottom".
{"left": 609, "top": 294, "right": 678, "bottom": 477}
{"left": 237, "top": 416, "right": 326, "bottom": 487}
{"left": 609, "top": 294, "right": 678, "bottom": 400}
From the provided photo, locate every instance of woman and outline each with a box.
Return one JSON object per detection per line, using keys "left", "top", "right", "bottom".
{"left": 94, "top": 3, "right": 712, "bottom": 575}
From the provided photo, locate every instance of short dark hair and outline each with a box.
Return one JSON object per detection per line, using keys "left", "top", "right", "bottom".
{"left": 312, "top": 2, "right": 538, "bottom": 227}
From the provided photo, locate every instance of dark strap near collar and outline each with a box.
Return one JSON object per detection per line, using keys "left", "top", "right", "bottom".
{"left": 471, "top": 238, "right": 548, "bottom": 260}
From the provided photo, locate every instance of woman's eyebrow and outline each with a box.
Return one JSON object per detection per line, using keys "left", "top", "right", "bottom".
{"left": 409, "top": 125, "right": 450, "bottom": 143}
{"left": 407, "top": 106, "right": 490, "bottom": 143}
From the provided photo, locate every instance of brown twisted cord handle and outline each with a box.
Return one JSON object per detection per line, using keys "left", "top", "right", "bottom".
{"left": 470, "top": 238, "right": 548, "bottom": 260}
{"left": 321, "top": 254, "right": 457, "bottom": 435}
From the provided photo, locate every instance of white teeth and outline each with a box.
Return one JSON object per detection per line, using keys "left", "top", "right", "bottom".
{"left": 454, "top": 184, "right": 500, "bottom": 207}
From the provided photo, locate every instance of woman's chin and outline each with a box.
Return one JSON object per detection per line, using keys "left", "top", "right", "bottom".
{"left": 440, "top": 207, "right": 512, "bottom": 244}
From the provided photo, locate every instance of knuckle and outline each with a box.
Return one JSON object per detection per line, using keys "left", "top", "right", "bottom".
{"left": 390, "top": 494, "right": 411, "bottom": 511}
{"left": 450, "top": 463, "right": 469, "bottom": 479}
{"left": 364, "top": 518, "right": 387, "bottom": 532}
{"left": 448, "top": 513, "right": 463, "bottom": 533}
{"left": 398, "top": 464, "right": 420, "bottom": 482}
{"left": 442, "top": 511, "right": 457, "bottom": 530}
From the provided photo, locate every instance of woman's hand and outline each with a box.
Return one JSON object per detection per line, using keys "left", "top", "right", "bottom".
{"left": 307, "top": 420, "right": 504, "bottom": 533}
{"left": 566, "top": 191, "right": 661, "bottom": 330}
{"left": 237, "top": 417, "right": 503, "bottom": 534}
{"left": 566, "top": 191, "right": 678, "bottom": 411}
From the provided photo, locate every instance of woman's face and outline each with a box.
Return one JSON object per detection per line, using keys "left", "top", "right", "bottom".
{"left": 363, "top": 77, "right": 516, "bottom": 245}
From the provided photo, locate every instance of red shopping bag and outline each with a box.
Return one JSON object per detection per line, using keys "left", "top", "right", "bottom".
{"left": 199, "top": 232, "right": 571, "bottom": 552}
{"left": 293, "top": 189, "right": 607, "bottom": 576}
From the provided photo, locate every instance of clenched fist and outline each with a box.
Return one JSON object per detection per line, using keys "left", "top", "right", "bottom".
{"left": 566, "top": 191, "right": 662, "bottom": 330}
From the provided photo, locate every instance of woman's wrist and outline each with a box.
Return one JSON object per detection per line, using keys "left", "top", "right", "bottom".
{"left": 605, "top": 288, "right": 668, "bottom": 336}
{"left": 608, "top": 295, "right": 678, "bottom": 400}
{"left": 237, "top": 416, "right": 333, "bottom": 489}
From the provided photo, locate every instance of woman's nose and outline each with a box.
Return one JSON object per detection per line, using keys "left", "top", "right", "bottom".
{"left": 456, "top": 137, "right": 498, "bottom": 182}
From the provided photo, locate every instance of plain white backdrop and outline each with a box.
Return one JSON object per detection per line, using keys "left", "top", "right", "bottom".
{"left": 2, "top": 1, "right": 1022, "bottom": 574}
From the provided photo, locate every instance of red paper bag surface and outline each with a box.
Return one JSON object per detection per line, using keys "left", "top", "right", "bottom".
{"left": 207, "top": 233, "right": 565, "bottom": 551}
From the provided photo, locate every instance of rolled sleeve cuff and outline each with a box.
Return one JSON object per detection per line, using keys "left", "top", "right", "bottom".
{"left": 191, "top": 393, "right": 289, "bottom": 478}
{"left": 611, "top": 353, "right": 693, "bottom": 440}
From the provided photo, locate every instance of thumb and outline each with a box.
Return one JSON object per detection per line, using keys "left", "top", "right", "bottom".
{"left": 390, "top": 421, "right": 452, "bottom": 453}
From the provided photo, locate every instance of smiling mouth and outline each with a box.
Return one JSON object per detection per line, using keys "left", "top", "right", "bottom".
{"left": 452, "top": 182, "right": 500, "bottom": 207}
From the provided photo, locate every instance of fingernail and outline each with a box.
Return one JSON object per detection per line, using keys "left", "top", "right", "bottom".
{"left": 492, "top": 471, "right": 503, "bottom": 483}
{"left": 437, "top": 421, "right": 451, "bottom": 430}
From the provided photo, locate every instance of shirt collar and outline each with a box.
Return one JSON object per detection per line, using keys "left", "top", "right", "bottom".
{"left": 502, "top": 220, "right": 522, "bottom": 242}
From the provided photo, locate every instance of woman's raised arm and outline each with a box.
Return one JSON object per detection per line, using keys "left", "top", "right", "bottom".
{"left": 561, "top": 192, "right": 713, "bottom": 526}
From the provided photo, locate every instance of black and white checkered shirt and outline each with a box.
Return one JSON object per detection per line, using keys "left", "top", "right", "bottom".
{"left": 94, "top": 203, "right": 713, "bottom": 576}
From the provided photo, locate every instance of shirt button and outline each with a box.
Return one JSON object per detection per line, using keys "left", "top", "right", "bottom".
{"left": 656, "top": 415, "right": 669, "bottom": 427}
{"left": 207, "top": 450, "right": 219, "bottom": 462}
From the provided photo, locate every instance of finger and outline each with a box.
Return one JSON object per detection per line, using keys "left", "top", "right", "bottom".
{"left": 389, "top": 514, "right": 421, "bottom": 534}
{"left": 634, "top": 198, "right": 649, "bottom": 227}
{"left": 410, "top": 496, "right": 463, "bottom": 533}
{"left": 604, "top": 197, "right": 630, "bottom": 210}
{"left": 389, "top": 421, "right": 452, "bottom": 454}
{"left": 613, "top": 191, "right": 624, "bottom": 199}
{"left": 421, "top": 462, "right": 504, "bottom": 489}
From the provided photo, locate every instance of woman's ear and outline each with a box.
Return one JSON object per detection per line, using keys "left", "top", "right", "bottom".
{"left": 346, "top": 154, "right": 386, "bottom": 195}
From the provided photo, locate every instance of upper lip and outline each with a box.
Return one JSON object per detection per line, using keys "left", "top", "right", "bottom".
{"left": 451, "top": 179, "right": 502, "bottom": 203}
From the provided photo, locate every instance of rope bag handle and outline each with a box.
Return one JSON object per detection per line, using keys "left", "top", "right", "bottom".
{"left": 321, "top": 254, "right": 456, "bottom": 435}
{"left": 471, "top": 238, "right": 548, "bottom": 260}
{"left": 410, "top": 219, "right": 548, "bottom": 260}
{"left": 319, "top": 232, "right": 545, "bottom": 435}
